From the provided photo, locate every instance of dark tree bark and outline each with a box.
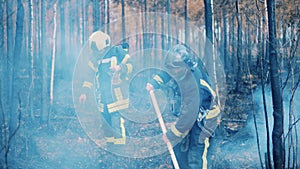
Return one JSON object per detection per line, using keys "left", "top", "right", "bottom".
{"left": 0, "top": 0, "right": 6, "bottom": 156}
{"left": 142, "top": 0, "right": 148, "bottom": 49}
{"left": 154, "top": 1, "right": 157, "bottom": 59}
{"left": 230, "top": 13, "right": 236, "bottom": 77}
{"left": 267, "top": 0, "right": 285, "bottom": 168}
{"left": 184, "top": 0, "right": 188, "bottom": 44}
{"left": 121, "top": 0, "right": 125, "bottom": 42}
{"left": 247, "top": 18, "right": 251, "bottom": 69}
{"left": 204, "top": 0, "right": 213, "bottom": 42}
{"left": 235, "top": 0, "right": 242, "bottom": 91}
{"left": 203, "top": 0, "right": 214, "bottom": 78}
{"left": 222, "top": 2, "right": 229, "bottom": 76}
{"left": 6, "top": 0, "right": 14, "bottom": 125}
{"left": 0, "top": 0, "right": 4, "bottom": 107}
{"left": 261, "top": 8, "right": 267, "bottom": 79}
{"left": 93, "top": 0, "right": 100, "bottom": 31}
{"left": 10, "top": 0, "right": 24, "bottom": 135}
{"left": 0, "top": 0, "right": 3, "bottom": 56}
{"left": 106, "top": 0, "right": 110, "bottom": 35}
{"left": 100, "top": 0, "right": 105, "bottom": 31}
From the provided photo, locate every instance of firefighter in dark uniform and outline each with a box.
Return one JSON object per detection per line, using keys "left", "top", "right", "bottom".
{"left": 146, "top": 44, "right": 221, "bottom": 169}
{"left": 96, "top": 42, "right": 132, "bottom": 145}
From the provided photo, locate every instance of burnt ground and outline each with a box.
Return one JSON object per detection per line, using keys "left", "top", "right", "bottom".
{"left": 5, "top": 75, "right": 299, "bottom": 169}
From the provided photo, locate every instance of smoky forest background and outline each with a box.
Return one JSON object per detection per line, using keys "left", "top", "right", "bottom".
{"left": 0, "top": 0, "right": 300, "bottom": 168}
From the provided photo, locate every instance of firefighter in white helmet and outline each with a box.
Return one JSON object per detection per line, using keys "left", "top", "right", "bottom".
{"left": 79, "top": 31, "right": 132, "bottom": 145}
{"left": 79, "top": 31, "right": 111, "bottom": 105}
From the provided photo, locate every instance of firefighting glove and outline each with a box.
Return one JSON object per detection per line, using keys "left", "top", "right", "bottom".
{"left": 199, "top": 125, "right": 214, "bottom": 143}
{"left": 199, "top": 117, "right": 217, "bottom": 143}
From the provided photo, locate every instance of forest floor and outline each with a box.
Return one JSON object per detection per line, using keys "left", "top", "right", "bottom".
{"left": 7, "top": 73, "right": 300, "bottom": 169}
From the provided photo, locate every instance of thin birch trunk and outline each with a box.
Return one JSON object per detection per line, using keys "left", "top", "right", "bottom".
{"left": 50, "top": 2, "right": 57, "bottom": 107}
{"left": 41, "top": 0, "right": 48, "bottom": 124}
{"left": 28, "top": 0, "right": 35, "bottom": 121}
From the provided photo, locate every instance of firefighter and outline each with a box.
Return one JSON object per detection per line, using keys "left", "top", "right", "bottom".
{"left": 79, "top": 31, "right": 132, "bottom": 145}
{"left": 78, "top": 31, "right": 111, "bottom": 105}
{"left": 146, "top": 44, "right": 221, "bottom": 169}
{"left": 96, "top": 41, "right": 132, "bottom": 145}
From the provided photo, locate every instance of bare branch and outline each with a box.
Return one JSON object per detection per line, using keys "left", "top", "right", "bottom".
{"left": 2, "top": 92, "right": 23, "bottom": 168}
{"left": 285, "top": 117, "right": 300, "bottom": 141}
{"left": 290, "top": 72, "right": 300, "bottom": 102}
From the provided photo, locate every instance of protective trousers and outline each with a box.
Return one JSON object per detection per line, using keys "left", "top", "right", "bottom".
{"left": 173, "top": 123, "right": 210, "bottom": 169}
{"left": 102, "top": 105, "right": 125, "bottom": 144}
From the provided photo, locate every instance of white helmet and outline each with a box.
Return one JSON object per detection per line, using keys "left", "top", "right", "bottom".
{"left": 88, "top": 31, "right": 111, "bottom": 52}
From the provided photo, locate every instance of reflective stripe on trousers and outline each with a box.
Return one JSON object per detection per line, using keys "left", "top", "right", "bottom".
{"left": 173, "top": 123, "right": 210, "bottom": 169}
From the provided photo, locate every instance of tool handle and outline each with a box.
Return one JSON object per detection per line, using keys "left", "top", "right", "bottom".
{"left": 149, "top": 90, "right": 180, "bottom": 169}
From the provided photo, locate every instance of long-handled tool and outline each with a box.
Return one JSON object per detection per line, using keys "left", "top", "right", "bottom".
{"left": 149, "top": 90, "right": 180, "bottom": 169}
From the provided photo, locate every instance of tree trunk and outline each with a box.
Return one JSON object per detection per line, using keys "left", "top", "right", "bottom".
{"left": 154, "top": 2, "right": 158, "bottom": 61}
{"left": 167, "top": 0, "right": 171, "bottom": 49}
{"left": 142, "top": 0, "right": 148, "bottom": 49}
{"left": 0, "top": 0, "right": 7, "bottom": 164}
{"left": 59, "top": 0, "right": 65, "bottom": 77}
{"left": 11, "top": 0, "right": 24, "bottom": 130}
{"left": 6, "top": 0, "right": 14, "bottom": 127}
{"left": 203, "top": 0, "right": 214, "bottom": 81}
{"left": 235, "top": 0, "right": 242, "bottom": 91}
{"left": 41, "top": 0, "right": 48, "bottom": 124}
{"left": 267, "top": 0, "right": 285, "bottom": 168}
{"left": 247, "top": 19, "right": 251, "bottom": 70}
{"left": 93, "top": 0, "right": 100, "bottom": 31}
{"left": 121, "top": 0, "right": 125, "bottom": 42}
{"left": 100, "top": 0, "right": 105, "bottom": 31}
{"left": 230, "top": 14, "right": 236, "bottom": 78}
{"left": 204, "top": 0, "right": 213, "bottom": 42}
{"left": 106, "top": 0, "right": 110, "bottom": 35}
{"left": 184, "top": 0, "right": 188, "bottom": 44}
{"left": 85, "top": 1, "right": 90, "bottom": 37}
{"left": 161, "top": 7, "right": 165, "bottom": 50}
{"left": 28, "top": 0, "right": 35, "bottom": 121}
{"left": 0, "top": 0, "right": 3, "bottom": 55}
{"left": 222, "top": 3, "right": 229, "bottom": 76}
{"left": 50, "top": 2, "right": 57, "bottom": 108}
{"left": 81, "top": 0, "right": 85, "bottom": 44}
{"left": 0, "top": 0, "right": 4, "bottom": 106}
{"left": 68, "top": 1, "right": 74, "bottom": 50}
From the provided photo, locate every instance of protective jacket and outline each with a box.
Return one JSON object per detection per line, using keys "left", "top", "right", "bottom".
{"left": 149, "top": 64, "right": 220, "bottom": 144}
{"left": 96, "top": 45, "right": 132, "bottom": 144}
{"left": 96, "top": 45, "right": 132, "bottom": 110}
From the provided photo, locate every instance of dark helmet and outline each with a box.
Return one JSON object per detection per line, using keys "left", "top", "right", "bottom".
{"left": 121, "top": 42, "right": 129, "bottom": 52}
{"left": 164, "top": 44, "right": 190, "bottom": 80}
